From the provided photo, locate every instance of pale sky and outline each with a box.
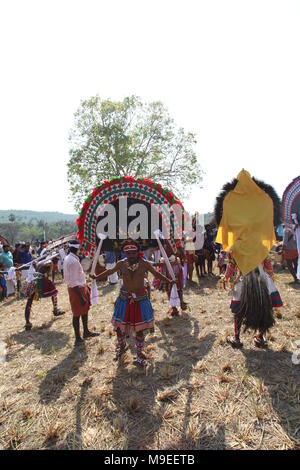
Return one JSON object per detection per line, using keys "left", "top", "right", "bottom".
{"left": 1, "top": 0, "right": 299, "bottom": 216}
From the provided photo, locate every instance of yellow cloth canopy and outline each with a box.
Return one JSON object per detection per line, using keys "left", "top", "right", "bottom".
{"left": 216, "top": 169, "right": 276, "bottom": 275}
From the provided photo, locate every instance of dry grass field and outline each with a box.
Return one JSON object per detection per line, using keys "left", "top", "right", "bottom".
{"left": 0, "top": 265, "right": 300, "bottom": 450}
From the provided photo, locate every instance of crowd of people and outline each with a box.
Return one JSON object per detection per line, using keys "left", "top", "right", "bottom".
{"left": 0, "top": 240, "right": 60, "bottom": 301}
{"left": 0, "top": 174, "right": 299, "bottom": 369}
{"left": 0, "top": 232, "right": 294, "bottom": 368}
{"left": 2, "top": 220, "right": 297, "bottom": 307}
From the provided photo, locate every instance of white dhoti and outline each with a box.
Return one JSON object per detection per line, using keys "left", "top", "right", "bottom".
{"left": 6, "top": 279, "right": 15, "bottom": 296}
{"left": 183, "top": 262, "right": 188, "bottom": 288}
{"left": 106, "top": 263, "right": 118, "bottom": 284}
{"left": 21, "top": 269, "right": 29, "bottom": 280}
{"left": 6, "top": 267, "right": 16, "bottom": 296}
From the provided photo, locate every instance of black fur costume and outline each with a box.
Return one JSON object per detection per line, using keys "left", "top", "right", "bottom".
{"left": 215, "top": 175, "right": 281, "bottom": 334}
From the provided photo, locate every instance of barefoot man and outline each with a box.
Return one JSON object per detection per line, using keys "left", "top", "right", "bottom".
{"left": 91, "top": 239, "right": 175, "bottom": 367}
{"left": 64, "top": 240, "right": 99, "bottom": 345}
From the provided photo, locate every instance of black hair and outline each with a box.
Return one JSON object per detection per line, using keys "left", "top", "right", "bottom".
{"left": 214, "top": 177, "right": 281, "bottom": 227}
{"left": 235, "top": 268, "right": 275, "bottom": 334}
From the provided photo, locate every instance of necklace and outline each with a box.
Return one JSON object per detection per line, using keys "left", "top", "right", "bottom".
{"left": 126, "top": 260, "right": 139, "bottom": 273}
{"left": 127, "top": 261, "right": 139, "bottom": 272}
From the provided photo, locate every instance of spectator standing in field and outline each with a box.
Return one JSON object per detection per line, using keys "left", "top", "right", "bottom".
{"left": 19, "top": 242, "right": 33, "bottom": 264}
{"left": 0, "top": 244, "right": 15, "bottom": 296}
{"left": 0, "top": 270, "right": 7, "bottom": 301}
{"left": 185, "top": 238, "right": 198, "bottom": 282}
{"left": 37, "top": 240, "right": 47, "bottom": 257}
{"left": 0, "top": 244, "right": 13, "bottom": 271}
{"left": 13, "top": 243, "right": 22, "bottom": 265}
{"left": 0, "top": 249, "right": 8, "bottom": 301}
{"left": 154, "top": 240, "right": 187, "bottom": 317}
{"left": 51, "top": 256, "right": 59, "bottom": 283}
{"left": 203, "top": 224, "right": 216, "bottom": 275}
{"left": 195, "top": 247, "right": 206, "bottom": 278}
{"left": 63, "top": 240, "right": 99, "bottom": 345}
{"left": 19, "top": 242, "right": 33, "bottom": 281}
{"left": 283, "top": 225, "right": 299, "bottom": 283}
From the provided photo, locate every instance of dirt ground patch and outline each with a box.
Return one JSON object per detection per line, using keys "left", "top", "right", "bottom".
{"left": 0, "top": 266, "right": 300, "bottom": 450}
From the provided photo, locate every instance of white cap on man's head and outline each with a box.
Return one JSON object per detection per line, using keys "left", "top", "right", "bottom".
{"left": 69, "top": 240, "right": 81, "bottom": 249}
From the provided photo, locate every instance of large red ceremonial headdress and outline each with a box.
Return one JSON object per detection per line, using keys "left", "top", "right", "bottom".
{"left": 76, "top": 176, "right": 184, "bottom": 256}
{"left": 282, "top": 176, "right": 300, "bottom": 224}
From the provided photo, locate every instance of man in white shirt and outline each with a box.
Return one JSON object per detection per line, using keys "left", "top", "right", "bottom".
{"left": 64, "top": 240, "right": 99, "bottom": 345}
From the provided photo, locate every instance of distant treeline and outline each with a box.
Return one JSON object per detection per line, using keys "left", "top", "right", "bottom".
{"left": 0, "top": 210, "right": 76, "bottom": 224}
{"left": 0, "top": 210, "right": 214, "bottom": 246}
{"left": 0, "top": 219, "right": 76, "bottom": 245}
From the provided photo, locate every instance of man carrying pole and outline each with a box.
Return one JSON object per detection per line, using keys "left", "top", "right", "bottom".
{"left": 91, "top": 239, "right": 175, "bottom": 367}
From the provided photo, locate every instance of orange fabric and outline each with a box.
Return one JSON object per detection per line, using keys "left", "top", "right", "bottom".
{"left": 68, "top": 285, "right": 91, "bottom": 317}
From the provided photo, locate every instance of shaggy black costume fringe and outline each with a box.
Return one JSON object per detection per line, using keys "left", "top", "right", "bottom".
{"left": 214, "top": 175, "right": 280, "bottom": 333}
{"left": 235, "top": 268, "right": 275, "bottom": 333}
{"left": 214, "top": 177, "right": 281, "bottom": 227}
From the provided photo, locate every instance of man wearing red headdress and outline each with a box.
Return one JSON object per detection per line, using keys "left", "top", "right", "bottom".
{"left": 91, "top": 239, "right": 174, "bottom": 367}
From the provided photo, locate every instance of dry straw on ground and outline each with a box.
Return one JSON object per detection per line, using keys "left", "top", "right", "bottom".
{"left": 0, "top": 263, "right": 300, "bottom": 450}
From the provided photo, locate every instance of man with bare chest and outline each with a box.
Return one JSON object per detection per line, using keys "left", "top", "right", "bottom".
{"left": 91, "top": 240, "right": 174, "bottom": 366}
